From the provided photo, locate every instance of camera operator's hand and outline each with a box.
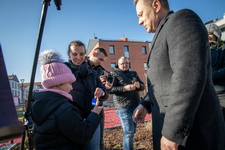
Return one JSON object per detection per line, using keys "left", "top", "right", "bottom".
{"left": 94, "top": 87, "right": 105, "bottom": 98}
{"left": 99, "top": 75, "right": 106, "bottom": 84}
{"left": 105, "top": 80, "right": 113, "bottom": 89}
{"left": 92, "top": 100, "right": 103, "bottom": 115}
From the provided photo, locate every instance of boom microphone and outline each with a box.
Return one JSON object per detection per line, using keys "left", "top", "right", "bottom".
{"left": 54, "top": 0, "right": 62, "bottom": 10}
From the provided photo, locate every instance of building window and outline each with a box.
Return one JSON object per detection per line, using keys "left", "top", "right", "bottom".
{"left": 110, "top": 63, "right": 116, "bottom": 70}
{"left": 12, "top": 90, "right": 14, "bottom": 96}
{"left": 109, "top": 45, "right": 115, "bottom": 54}
{"left": 142, "top": 46, "right": 147, "bottom": 54}
{"left": 144, "top": 62, "right": 148, "bottom": 70}
{"left": 12, "top": 82, "right": 14, "bottom": 88}
{"left": 124, "top": 46, "right": 130, "bottom": 58}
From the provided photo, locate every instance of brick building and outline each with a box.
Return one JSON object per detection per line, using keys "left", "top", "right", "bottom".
{"left": 87, "top": 37, "right": 151, "bottom": 100}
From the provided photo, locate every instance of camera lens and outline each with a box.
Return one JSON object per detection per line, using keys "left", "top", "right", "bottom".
{"left": 106, "top": 74, "right": 113, "bottom": 83}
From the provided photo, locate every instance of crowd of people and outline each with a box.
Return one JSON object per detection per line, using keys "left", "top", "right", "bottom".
{"left": 29, "top": 0, "right": 225, "bottom": 150}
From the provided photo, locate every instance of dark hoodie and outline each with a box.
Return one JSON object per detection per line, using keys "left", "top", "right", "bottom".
{"left": 31, "top": 91, "right": 101, "bottom": 150}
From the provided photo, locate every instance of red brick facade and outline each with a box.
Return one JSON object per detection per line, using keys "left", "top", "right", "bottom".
{"left": 88, "top": 38, "right": 151, "bottom": 100}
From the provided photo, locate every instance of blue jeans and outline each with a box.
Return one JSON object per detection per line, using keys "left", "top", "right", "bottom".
{"left": 88, "top": 125, "right": 100, "bottom": 150}
{"left": 116, "top": 108, "right": 137, "bottom": 150}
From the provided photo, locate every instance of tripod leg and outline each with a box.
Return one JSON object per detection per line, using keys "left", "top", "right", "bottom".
{"left": 20, "top": 126, "right": 26, "bottom": 150}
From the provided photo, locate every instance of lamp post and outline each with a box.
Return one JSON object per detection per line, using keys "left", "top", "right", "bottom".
{"left": 20, "top": 79, "right": 25, "bottom": 106}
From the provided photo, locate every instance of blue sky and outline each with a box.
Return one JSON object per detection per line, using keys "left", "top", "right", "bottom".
{"left": 1, "top": 0, "right": 225, "bottom": 83}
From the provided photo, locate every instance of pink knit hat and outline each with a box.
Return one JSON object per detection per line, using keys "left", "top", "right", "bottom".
{"left": 39, "top": 50, "right": 76, "bottom": 89}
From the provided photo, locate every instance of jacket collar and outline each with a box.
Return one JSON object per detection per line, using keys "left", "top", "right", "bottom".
{"left": 114, "top": 68, "right": 129, "bottom": 73}
{"left": 147, "top": 11, "right": 174, "bottom": 65}
{"left": 67, "top": 60, "right": 91, "bottom": 77}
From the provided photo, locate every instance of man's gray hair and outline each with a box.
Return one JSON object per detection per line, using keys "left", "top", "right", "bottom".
{"left": 133, "top": 0, "right": 170, "bottom": 10}
{"left": 118, "top": 56, "right": 129, "bottom": 62}
{"left": 133, "top": 0, "right": 153, "bottom": 6}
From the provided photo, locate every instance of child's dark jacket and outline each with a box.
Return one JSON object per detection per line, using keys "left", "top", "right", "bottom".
{"left": 31, "top": 91, "right": 101, "bottom": 150}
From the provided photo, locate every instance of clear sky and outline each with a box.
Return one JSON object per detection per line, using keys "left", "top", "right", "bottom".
{"left": 1, "top": 0, "right": 225, "bottom": 83}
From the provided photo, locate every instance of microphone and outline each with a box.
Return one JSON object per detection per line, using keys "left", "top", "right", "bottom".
{"left": 54, "top": 0, "right": 62, "bottom": 10}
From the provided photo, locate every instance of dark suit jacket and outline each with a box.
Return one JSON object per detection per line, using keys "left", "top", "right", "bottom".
{"left": 141, "top": 9, "right": 225, "bottom": 150}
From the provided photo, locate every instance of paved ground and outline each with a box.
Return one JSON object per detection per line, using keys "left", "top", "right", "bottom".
{"left": 0, "top": 106, "right": 152, "bottom": 148}
{"left": 104, "top": 107, "right": 152, "bottom": 129}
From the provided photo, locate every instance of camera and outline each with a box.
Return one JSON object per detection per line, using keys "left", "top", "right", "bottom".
{"left": 106, "top": 73, "right": 113, "bottom": 84}
{"left": 99, "top": 65, "right": 113, "bottom": 84}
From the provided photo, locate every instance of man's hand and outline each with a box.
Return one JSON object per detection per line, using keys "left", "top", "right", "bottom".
{"left": 133, "top": 81, "right": 140, "bottom": 89}
{"left": 94, "top": 87, "right": 105, "bottom": 98}
{"left": 92, "top": 100, "right": 103, "bottom": 115}
{"left": 105, "top": 81, "right": 113, "bottom": 89}
{"left": 160, "top": 136, "right": 179, "bottom": 150}
{"left": 123, "top": 84, "right": 136, "bottom": 92}
{"left": 123, "top": 81, "right": 141, "bottom": 92}
{"left": 132, "top": 104, "right": 148, "bottom": 123}
{"left": 99, "top": 75, "right": 106, "bottom": 84}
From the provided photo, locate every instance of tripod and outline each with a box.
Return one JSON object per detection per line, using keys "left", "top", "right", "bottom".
{"left": 20, "top": 0, "right": 61, "bottom": 149}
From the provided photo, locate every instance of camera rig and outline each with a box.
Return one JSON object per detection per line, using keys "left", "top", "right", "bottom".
{"left": 20, "top": 1, "right": 62, "bottom": 150}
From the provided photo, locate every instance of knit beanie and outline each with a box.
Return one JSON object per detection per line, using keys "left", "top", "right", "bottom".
{"left": 39, "top": 50, "right": 76, "bottom": 89}
{"left": 205, "top": 23, "right": 222, "bottom": 42}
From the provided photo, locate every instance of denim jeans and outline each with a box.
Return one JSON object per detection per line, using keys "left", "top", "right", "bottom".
{"left": 88, "top": 124, "right": 100, "bottom": 150}
{"left": 116, "top": 108, "right": 137, "bottom": 150}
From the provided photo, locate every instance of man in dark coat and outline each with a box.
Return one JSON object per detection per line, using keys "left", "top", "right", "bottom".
{"left": 88, "top": 47, "right": 108, "bottom": 150}
{"left": 65, "top": 40, "right": 108, "bottom": 150}
{"left": 205, "top": 23, "right": 225, "bottom": 121}
{"left": 132, "top": 0, "right": 225, "bottom": 150}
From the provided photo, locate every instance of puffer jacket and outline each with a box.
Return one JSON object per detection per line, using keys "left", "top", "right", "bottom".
{"left": 65, "top": 60, "right": 108, "bottom": 118}
{"left": 109, "top": 68, "right": 145, "bottom": 109}
{"left": 31, "top": 91, "right": 101, "bottom": 150}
